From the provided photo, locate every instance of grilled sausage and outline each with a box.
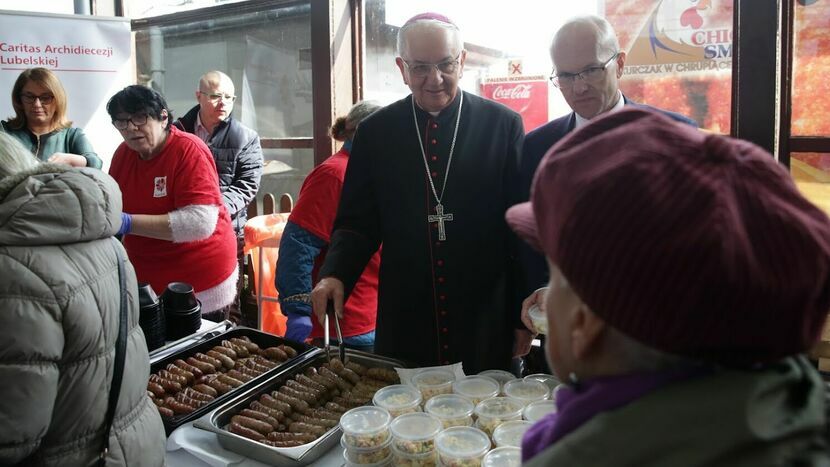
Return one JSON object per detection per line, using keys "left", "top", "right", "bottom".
{"left": 259, "top": 394, "right": 292, "bottom": 414}
{"left": 279, "top": 385, "right": 317, "bottom": 406}
{"left": 274, "top": 390, "right": 310, "bottom": 414}
{"left": 288, "top": 422, "right": 326, "bottom": 436}
{"left": 149, "top": 375, "right": 182, "bottom": 393}
{"left": 231, "top": 415, "right": 273, "bottom": 435}
{"left": 183, "top": 387, "right": 214, "bottom": 402}
{"left": 165, "top": 397, "right": 196, "bottom": 414}
{"left": 366, "top": 367, "right": 400, "bottom": 383}
{"left": 249, "top": 401, "right": 286, "bottom": 421}
{"left": 237, "top": 365, "right": 262, "bottom": 378}
{"left": 280, "top": 345, "right": 297, "bottom": 358}
{"left": 226, "top": 369, "right": 254, "bottom": 383}
{"left": 192, "top": 384, "right": 218, "bottom": 398}
{"left": 296, "top": 374, "right": 328, "bottom": 394}
{"left": 173, "top": 359, "right": 205, "bottom": 378}
{"left": 164, "top": 364, "right": 195, "bottom": 383}
{"left": 285, "top": 380, "right": 323, "bottom": 399}
{"left": 186, "top": 357, "right": 216, "bottom": 374}
{"left": 228, "top": 421, "right": 264, "bottom": 441}
{"left": 147, "top": 381, "right": 166, "bottom": 398}
{"left": 207, "top": 378, "right": 233, "bottom": 395}
{"left": 242, "top": 359, "right": 271, "bottom": 374}
{"left": 239, "top": 409, "right": 280, "bottom": 428}
{"left": 253, "top": 356, "right": 278, "bottom": 369}
{"left": 194, "top": 352, "right": 223, "bottom": 369}
{"left": 157, "top": 406, "right": 175, "bottom": 418}
{"left": 158, "top": 370, "right": 187, "bottom": 386}
{"left": 207, "top": 350, "right": 235, "bottom": 369}
{"left": 267, "top": 431, "right": 317, "bottom": 444}
{"left": 320, "top": 367, "right": 352, "bottom": 391}
{"left": 210, "top": 345, "right": 237, "bottom": 359}
{"left": 222, "top": 340, "right": 249, "bottom": 358}
{"left": 231, "top": 337, "right": 260, "bottom": 354}
{"left": 324, "top": 401, "right": 347, "bottom": 413}
{"left": 176, "top": 392, "right": 208, "bottom": 409}
{"left": 292, "top": 413, "right": 337, "bottom": 428}
{"left": 217, "top": 374, "right": 245, "bottom": 388}
{"left": 345, "top": 361, "right": 367, "bottom": 376}
{"left": 263, "top": 346, "right": 288, "bottom": 362}
{"left": 338, "top": 368, "right": 361, "bottom": 385}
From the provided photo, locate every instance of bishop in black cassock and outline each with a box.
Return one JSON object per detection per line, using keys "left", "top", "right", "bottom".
{"left": 318, "top": 88, "right": 525, "bottom": 373}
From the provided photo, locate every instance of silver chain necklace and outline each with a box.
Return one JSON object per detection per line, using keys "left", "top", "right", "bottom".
{"left": 411, "top": 92, "right": 463, "bottom": 241}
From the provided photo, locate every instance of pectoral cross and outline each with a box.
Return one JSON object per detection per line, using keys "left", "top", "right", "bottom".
{"left": 428, "top": 203, "right": 454, "bottom": 241}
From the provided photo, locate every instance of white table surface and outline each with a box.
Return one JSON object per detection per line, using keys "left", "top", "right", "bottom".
{"left": 165, "top": 421, "right": 345, "bottom": 467}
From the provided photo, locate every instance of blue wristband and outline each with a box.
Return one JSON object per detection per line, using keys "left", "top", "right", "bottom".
{"left": 119, "top": 213, "right": 132, "bottom": 236}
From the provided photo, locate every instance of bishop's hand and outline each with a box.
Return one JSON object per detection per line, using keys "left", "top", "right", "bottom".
{"left": 311, "top": 277, "right": 345, "bottom": 326}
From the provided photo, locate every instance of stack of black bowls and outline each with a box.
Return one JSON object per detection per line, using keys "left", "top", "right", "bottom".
{"left": 163, "top": 282, "right": 202, "bottom": 340}
{"left": 137, "top": 283, "right": 166, "bottom": 351}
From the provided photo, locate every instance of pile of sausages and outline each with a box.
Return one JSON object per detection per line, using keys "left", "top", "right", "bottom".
{"left": 147, "top": 336, "right": 298, "bottom": 418}
{"left": 226, "top": 357, "right": 400, "bottom": 447}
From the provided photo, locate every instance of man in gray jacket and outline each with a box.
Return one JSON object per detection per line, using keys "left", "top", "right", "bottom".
{"left": 175, "top": 70, "right": 263, "bottom": 323}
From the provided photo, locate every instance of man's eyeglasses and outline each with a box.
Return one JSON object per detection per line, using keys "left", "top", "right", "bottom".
{"left": 112, "top": 114, "right": 149, "bottom": 130}
{"left": 403, "top": 54, "right": 461, "bottom": 77}
{"left": 550, "top": 53, "right": 619, "bottom": 89}
{"left": 21, "top": 93, "right": 54, "bottom": 105}
{"left": 199, "top": 91, "right": 236, "bottom": 103}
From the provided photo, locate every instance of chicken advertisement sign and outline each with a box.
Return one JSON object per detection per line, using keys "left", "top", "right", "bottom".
{"left": 624, "top": 0, "right": 732, "bottom": 76}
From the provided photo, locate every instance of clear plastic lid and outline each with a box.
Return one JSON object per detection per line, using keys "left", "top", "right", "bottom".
{"left": 523, "top": 400, "right": 557, "bottom": 422}
{"left": 412, "top": 368, "right": 455, "bottom": 388}
{"left": 523, "top": 373, "right": 562, "bottom": 393}
{"left": 476, "top": 369, "right": 517, "bottom": 389}
{"left": 527, "top": 304, "right": 548, "bottom": 334}
{"left": 373, "top": 384, "right": 423, "bottom": 413}
{"left": 503, "top": 379, "right": 549, "bottom": 405}
{"left": 453, "top": 376, "right": 499, "bottom": 404}
{"left": 425, "top": 394, "right": 475, "bottom": 420}
{"left": 482, "top": 446, "right": 521, "bottom": 467}
{"left": 474, "top": 397, "right": 525, "bottom": 420}
{"left": 390, "top": 412, "right": 443, "bottom": 442}
{"left": 435, "top": 426, "right": 491, "bottom": 461}
{"left": 340, "top": 406, "right": 392, "bottom": 448}
{"left": 492, "top": 420, "right": 533, "bottom": 448}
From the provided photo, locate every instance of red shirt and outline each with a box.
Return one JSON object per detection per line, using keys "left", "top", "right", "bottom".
{"left": 289, "top": 148, "right": 380, "bottom": 338}
{"left": 109, "top": 126, "right": 237, "bottom": 295}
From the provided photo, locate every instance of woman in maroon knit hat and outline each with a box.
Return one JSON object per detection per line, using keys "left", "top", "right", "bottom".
{"left": 507, "top": 107, "right": 830, "bottom": 466}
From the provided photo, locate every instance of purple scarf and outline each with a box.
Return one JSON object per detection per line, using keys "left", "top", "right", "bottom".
{"left": 521, "top": 367, "right": 707, "bottom": 462}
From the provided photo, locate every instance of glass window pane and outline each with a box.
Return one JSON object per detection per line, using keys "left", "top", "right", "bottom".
{"left": 133, "top": 6, "right": 312, "bottom": 139}
{"left": 363, "top": 0, "right": 731, "bottom": 133}
{"left": 0, "top": 1, "right": 73, "bottom": 14}
{"left": 791, "top": 152, "right": 830, "bottom": 215}
{"left": 125, "top": 0, "right": 248, "bottom": 19}
{"left": 259, "top": 148, "right": 313, "bottom": 207}
{"left": 791, "top": 1, "right": 830, "bottom": 137}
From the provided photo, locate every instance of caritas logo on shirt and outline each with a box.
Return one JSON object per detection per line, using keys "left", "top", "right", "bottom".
{"left": 153, "top": 176, "right": 167, "bottom": 197}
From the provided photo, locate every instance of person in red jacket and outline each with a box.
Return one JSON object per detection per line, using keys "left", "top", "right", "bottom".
{"left": 276, "top": 101, "right": 382, "bottom": 350}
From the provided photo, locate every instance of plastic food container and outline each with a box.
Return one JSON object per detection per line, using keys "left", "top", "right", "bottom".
{"left": 412, "top": 369, "right": 455, "bottom": 402}
{"left": 435, "top": 426, "right": 491, "bottom": 467}
{"left": 453, "top": 376, "right": 499, "bottom": 405}
{"left": 481, "top": 446, "right": 521, "bottom": 467}
{"left": 340, "top": 406, "right": 392, "bottom": 449}
{"left": 342, "top": 447, "right": 392, "bottom": 467}
{"left": 391, "top": 444, "right": 439, "bottom": 466}
{"left": 523, "top": 399, "right": 557, "bottom": 422}
{"left": 424, "top": 394, "right": 475, "bottom": 428}
{"left": 492, "top": 420, "right": 533, "bottom": 448}
{"left": 523, "top": 373, "right": 561, "bottom": 393}
{"left": 341, "top": 435, "right": 393, "bottom": 464}
{"left": 389, "top": 412, "right": 443, "bottom": 455}
{"left": 503, "top": 379, "right": 549, "bottom": 406}
{"left": 476, "top": 370, "right": 517, "bottom": 393}
{"left": 527, "top": 303, "right": 548, "bottom": 334}
{"left": 373, "top": 384, "right": 423, "bottom": 417}
{"left": 474, "top": 397, "right": 524, "bottom": 437}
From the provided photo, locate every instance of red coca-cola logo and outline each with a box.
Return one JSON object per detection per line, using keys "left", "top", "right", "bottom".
{"left": 492, "top": 84, "right": 532, "bottom": 100}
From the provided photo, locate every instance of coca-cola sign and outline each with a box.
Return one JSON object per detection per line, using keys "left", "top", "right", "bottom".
{"left": 492, "top": 84, "right": 532, "bottom": 100}
{"left": 481, "top": 79, "right": 549, "bottom": 133}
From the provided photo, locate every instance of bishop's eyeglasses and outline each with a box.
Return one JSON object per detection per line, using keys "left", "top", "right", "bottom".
{"left": 199, "top": 90, "right": 236, "bottom": 103}
{"left": 403, "top": 54, "right": 461, "bottom": 77}
{"left": 550, "top": 52, "right": 619, "bottom": 88}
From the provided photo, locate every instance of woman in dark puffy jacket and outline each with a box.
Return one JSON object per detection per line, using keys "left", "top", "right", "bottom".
{"left": 0, "top": 132, "right": 165, "bottom": 466}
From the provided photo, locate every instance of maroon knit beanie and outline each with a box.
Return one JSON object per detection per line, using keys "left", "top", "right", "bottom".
{"left": 506, "top": 107, "right": 830, "bottom": 365}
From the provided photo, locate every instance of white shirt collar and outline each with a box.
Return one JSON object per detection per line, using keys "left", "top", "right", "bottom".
{"left": 574, "top": 91, "right": 625, "bottom": 128}
{"left": 195, "top": 112, "right": 212, "bottom": 143}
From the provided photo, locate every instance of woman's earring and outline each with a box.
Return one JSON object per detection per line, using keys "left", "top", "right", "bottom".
{"left": 568, "top": 372, "right": 582, "bottom": 391}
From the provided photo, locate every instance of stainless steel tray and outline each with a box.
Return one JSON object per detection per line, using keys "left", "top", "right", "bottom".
{"left": 194, "top": 348, "right": 406, "bottom": 466}
{"left": 151, "top": 326, "right": 316, "bottom": 435}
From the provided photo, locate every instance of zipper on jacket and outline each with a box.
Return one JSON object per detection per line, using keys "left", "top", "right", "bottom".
{"left": 35, "top": 134, "right": 41, "bottom": 157}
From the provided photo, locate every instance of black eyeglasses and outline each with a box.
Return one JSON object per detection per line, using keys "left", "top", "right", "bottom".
{"left": 21, "top": 93, "right": 54, "bottom": 105}
{"left": 403, "top": 54, "right": 462, "bottom": 77}
{"left": 112, "top": 114, "right": 149, "bottom": 130}
{"left": 199, "top": 91, "right": 236, "bottom": 103}
{"left": 550, "top": 53, "right": 619, "bottom": 88}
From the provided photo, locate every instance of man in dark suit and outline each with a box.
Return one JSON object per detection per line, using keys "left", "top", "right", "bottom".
{"left": 518, "top": 15, "right": 696, "bottom": 332}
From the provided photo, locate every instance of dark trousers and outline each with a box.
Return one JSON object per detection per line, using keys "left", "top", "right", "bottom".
{"left": 205, "top": 234, "right": 245, "bottom": 324}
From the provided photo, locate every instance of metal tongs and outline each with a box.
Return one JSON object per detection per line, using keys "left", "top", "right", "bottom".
{"left": 324, "top": 300, "right": 346, "bottom": 363}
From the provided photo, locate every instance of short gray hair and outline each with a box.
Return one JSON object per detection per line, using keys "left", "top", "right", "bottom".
{"left": 0, "top": 133, "right": 38, "bottom": 179}
{"left": 346, "top": 100, "right": 382, "bottom": 128}
{"left": 551, "top": 15, "right": 620, "bottom": 61}
{"left": 605, "top": 324, "right": 694, "bottom": 372}
{"left": 397, "top": 19, "right": 463, "bottom": 58}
